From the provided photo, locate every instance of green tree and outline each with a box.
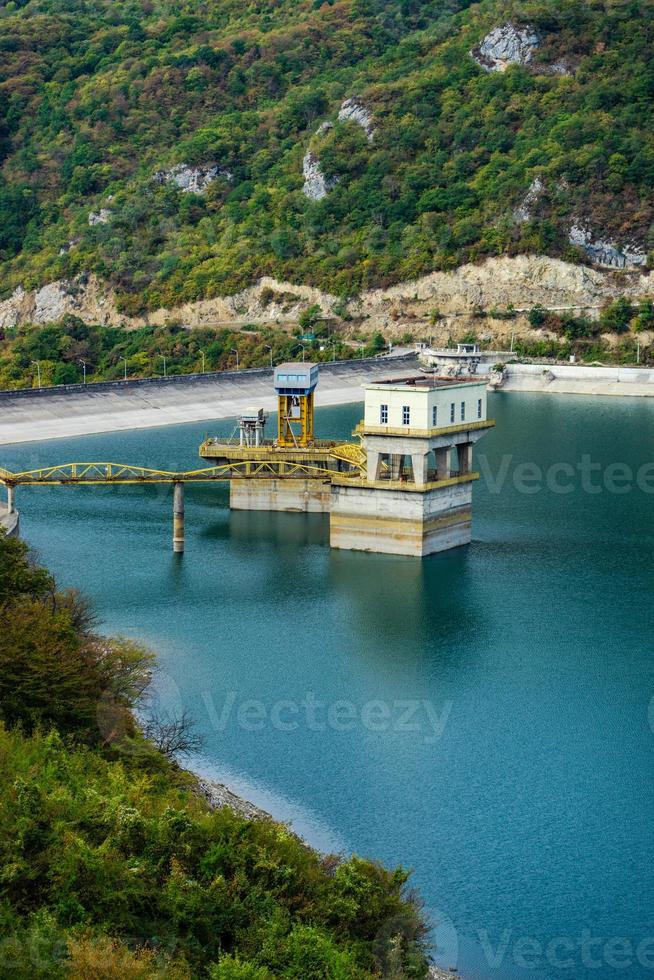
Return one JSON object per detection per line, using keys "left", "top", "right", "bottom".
{"left": 298, "top": 304, "right": 323, "bottom": 331}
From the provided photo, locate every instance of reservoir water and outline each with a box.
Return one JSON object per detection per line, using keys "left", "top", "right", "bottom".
{"left": 3, "top": 392, "right": 654, "bottom": 980}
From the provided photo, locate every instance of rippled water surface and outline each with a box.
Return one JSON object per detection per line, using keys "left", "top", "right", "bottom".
{"left": 4, "top": 392, "right": 654, "bottom": 979}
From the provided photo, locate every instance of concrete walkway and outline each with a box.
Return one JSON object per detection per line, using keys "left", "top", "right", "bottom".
{"left": 0, "top": 355, "right": 420, "bottom": 446}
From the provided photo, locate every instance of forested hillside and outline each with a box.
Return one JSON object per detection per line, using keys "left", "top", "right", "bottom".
{"left": 0, "top": 0, "right": 653, "bottom": 315}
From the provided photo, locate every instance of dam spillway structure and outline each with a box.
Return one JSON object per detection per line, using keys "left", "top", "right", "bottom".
{"left": 1, "top": 361, "right": 494, "bottom": 557}
{"left": 200, "top": 363, "right": 494, "bottom": 557}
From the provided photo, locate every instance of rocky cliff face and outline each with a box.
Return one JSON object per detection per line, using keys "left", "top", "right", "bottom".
{"left": 152, "top": 163, "right": 232, "bottom": 194}
{"left": 0, "top": 256, "right": 654, "bottom": 329}
{"left": 0, "top": 278, "right": 118, "bottom": 329}
{"left": 337, "top": 98, "right": 375, "bottom": 140}
{"left": 301, "top": 101, "right": 373, "bottom": 198}
{"left": 473, "top": 25, "right": 540, "bottom": 72}
{"left": 472, "top": 23, "right": 572, "bottom": 76}
{"left": 0, "top": 256, "right": 654, "bottom": 337}
{"left": 1, "top": 256, "right": 653, "bottom": 337}
{"left": 88, "top": 208, "right": 112, "bottom": 226}
{"left": 568, "top": 224, "right": 646, "bottom": 269}
{"left": 350, "top": 255, "right": 654, "bottom": 323}
{"left": 302, "top": 151, "right": 338, "bottom": 200}
{"left": 513, "top": 178, "right": 545, "bottom": 223}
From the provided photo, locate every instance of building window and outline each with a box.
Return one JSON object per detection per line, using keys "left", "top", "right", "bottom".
{"left": 461, "top": 401, "right": 466, "bottom": 421}
{"left": 477, "top": 398, "right": 482, "bottom": 419}
{"left": 402, "top": 405, "right": 410, "bottom": 425}
{"left": 450, "top": 403, "right": 455, "bottom": 423}
{"left": 432, "top": 405, "right": 438, "bottom": 426}
{"left": 380, "top": 404, "right": 388, "bottom": 424}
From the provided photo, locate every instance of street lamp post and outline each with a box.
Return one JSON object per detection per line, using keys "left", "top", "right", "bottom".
{"left": 159, "top": 354, "right": 167, "bottom": 377}
{"left": 78, "top": 359, "right": 86, "bottom": 384}
{"left": 120, "top": 356, "right": 128, "bottom": 381}
{"left": 292, "top": 343, "right": 306, "bottom": 362}
{"left": 31, "top": 360, "right": 41, "bottom": 387}
{"left": 199, "top": 349, "right": 206, "bottom": 374}
{"left": 264, "top": 344, "right": 273, "bottom": 368}
{"left": 230, "top": 348, "right": 239, "bottom": 370}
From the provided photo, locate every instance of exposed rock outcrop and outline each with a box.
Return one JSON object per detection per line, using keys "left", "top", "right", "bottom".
{"left": 2, "top": 256, "right": 654, "bottom": 334}
{"left": 88, "top": 208, "right": 112, "bottom": 226}
{"left": 153, "top": 163, "right": 231, "bottom": 194}
{"left": 473, "top": 24, "right": 540, "bottom": 72}
{"left": 568, "top": 224, "right": 647, "bottom": 268}
{"left": 58, "top": 238, "right": 80, "bottom": 256}
{"left": 302, "top": 151, "right": 338, "bottom": 200}
{"left": 350, "top": 255, "right": 654, "bottom": 326}
{"left": 195, "top": 777, "right": 271, "bottom": 822}
{"left": 338, "top": 98, "right": 375, "bottom": 140}
{"left": 0, "top": 277, "right": 118, "bottom": 329}
{"left": 513, "top": 177, "right": 545, "bottom": 223}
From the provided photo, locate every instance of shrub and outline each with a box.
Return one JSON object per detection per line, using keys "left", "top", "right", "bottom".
{"left": 599, "top": 297, "right": 634, "bottom": 334}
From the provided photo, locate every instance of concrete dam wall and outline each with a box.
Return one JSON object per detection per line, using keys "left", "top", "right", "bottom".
{"left": 0, "top": 355, "right": 420, "bottom": 446}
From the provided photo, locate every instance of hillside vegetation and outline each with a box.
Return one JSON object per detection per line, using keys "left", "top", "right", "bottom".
{"left": 0, "top": 315, "right": 382, "bottom": 388}
{"left": 0, "top": 529, "right": 429, "bottom": 977}
{"left": 0, "top": 0, "right": 652, "bottom": 315}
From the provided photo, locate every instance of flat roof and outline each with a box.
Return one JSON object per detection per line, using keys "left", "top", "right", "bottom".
{"left": 274, "top": 362, "right": 318, "bottom": 372}
{"left": 366, "top": 375, "right": 485, "bottom": 390}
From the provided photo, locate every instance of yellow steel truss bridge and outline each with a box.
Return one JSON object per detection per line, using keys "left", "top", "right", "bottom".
{"left": 0, "top": 458, "right": 349, "bottom": 486}
{"left": 0, "top": 445, "right": 366, "bottom": 553}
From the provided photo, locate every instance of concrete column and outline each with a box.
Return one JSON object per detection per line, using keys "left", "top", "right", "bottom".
{"left": 366, "top": 450, "right": 381, "bottom": 483}
{"left": 7, "top": 485, "right": 15, "bottom": 514}
{"left": 458, "top": 443, "right": 473, "bottom": 475}
{"left": 173, "top": 482, "right": 185, "bottom": 553}
{"left": 390, "top": 454, "right": 403, "bottom": 481}
{"left": 434, "top": 447, "right": 452, "bottom": 480}
{"left": 411, "top": 452, "right": 429, "bottom": 486}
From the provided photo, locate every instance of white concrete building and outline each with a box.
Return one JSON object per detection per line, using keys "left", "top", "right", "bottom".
{"left": 363, "top": 376, "right": 487, "bottom": 432}
{"left": 330, "top": 375, "right": 494, "bottom": 556}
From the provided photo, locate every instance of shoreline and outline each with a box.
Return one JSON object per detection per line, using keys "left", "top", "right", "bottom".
{"left": 191, "top": 770, "right": 458, "bottom": 980}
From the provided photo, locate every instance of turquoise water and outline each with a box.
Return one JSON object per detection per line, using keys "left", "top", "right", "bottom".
{"left": 4, "top": 393, "right": 654, "bottom": 979}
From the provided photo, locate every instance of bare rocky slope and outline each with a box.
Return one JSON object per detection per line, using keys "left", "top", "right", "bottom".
{"left": 1, "top": 256, "right": 652, "bottom": 344}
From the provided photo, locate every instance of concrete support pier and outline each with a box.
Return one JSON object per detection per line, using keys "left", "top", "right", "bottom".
{"left": 173, "top": 482, "right": 185, "bottom": 553}
{"left": 330, "top": 478, "right": 474, "bottom": 556}
{"left": 230, "top": 478, "right": 331, "bottom": 513}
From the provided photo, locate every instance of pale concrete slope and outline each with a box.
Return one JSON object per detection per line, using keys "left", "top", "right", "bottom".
{"left": 0, "top": 357, "right": 420, "bottom": 447}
